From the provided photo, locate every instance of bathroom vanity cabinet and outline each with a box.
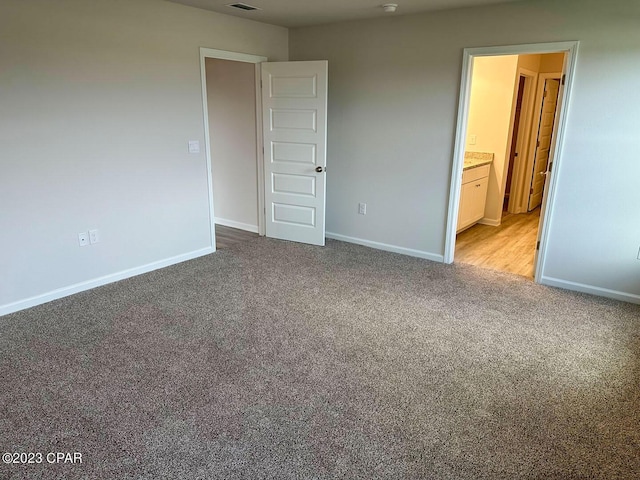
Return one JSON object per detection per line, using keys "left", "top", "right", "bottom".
{"left": 457, "top": 163, "right": 490, "bottom": 233}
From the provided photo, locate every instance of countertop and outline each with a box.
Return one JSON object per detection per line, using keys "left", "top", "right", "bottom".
{"left": 464, "top": 151, "right": 493, "bottom": 170}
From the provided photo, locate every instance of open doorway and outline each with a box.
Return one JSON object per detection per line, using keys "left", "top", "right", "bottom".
{"left": 205, "top": 57, "right": 260, "bottom": 234}
{"left": 205, "top": 56, "right": 262, "bottom": 250}
{"left": 199, "top": 48, "right": 267, "bottom": 250}
{"left": 455, "top": 53, "right": 563, "bottom": 277}
{"left": 444, "top": 42, "right": 578, "bottom": 281}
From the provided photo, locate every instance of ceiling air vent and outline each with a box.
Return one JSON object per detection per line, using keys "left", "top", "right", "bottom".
{"left": 227, "top": 3, "right": 260, "bottom": 11}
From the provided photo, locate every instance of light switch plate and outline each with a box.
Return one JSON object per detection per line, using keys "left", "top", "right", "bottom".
{"left": 188, "top": 140, "right": 200, "bottom": 154}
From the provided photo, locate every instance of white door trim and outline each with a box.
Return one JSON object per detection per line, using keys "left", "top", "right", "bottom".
{"left": 444, "top": 41, "right": 579, "bottom": 284}
{"left": 199, "top": 47, "right": 268, "bottom": 251}
{"left": 506, "top": 67, "right": 538, "bottom": 214}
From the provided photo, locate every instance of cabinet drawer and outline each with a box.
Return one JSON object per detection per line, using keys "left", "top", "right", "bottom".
{"left": 462, "top": 164, "right": 490, "bottom": 184}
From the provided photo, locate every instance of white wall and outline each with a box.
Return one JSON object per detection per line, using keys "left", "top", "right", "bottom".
{"left": 465, "top": 56, "right": 518, "bottom": 224}
{"left": 206, "top": 58, "right": 259, "bottom": 232}
{"left": 290, "top": 0, "right": 640, "bottom": 302}
{"left": 0, "top": 0, "right": 287, "bottom": 314}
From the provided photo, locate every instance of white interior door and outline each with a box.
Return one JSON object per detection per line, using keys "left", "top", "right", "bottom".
{"left": 261, "top": 61, "right": 328, "bottom": 246}
{"left": 528, "top": 78, "right": 560, "bottom": 211}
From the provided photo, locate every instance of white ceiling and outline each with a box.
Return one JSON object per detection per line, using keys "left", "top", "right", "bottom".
{"left": 165, "top": 0, "right": 526, "bottom": 28}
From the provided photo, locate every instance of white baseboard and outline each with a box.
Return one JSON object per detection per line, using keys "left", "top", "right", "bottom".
{"left": 0, "top": 247, "right": 215, "bottom": 317}
{"left": 478, "top": 218, "right": 501, "bottom": 227}
{"left": 540, "top": 276, "right": 640, "bottom": 305}
{"left": 214, "top": 218, "right": 259, "bottom": 233}
{"left": 325, "top": 232, "right": 444, "bottom": 263}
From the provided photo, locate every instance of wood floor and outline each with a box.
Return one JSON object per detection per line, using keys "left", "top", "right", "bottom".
{"left": 455, "top": 208, "right": 541, "bottom": 279}
{"left": 215, "top": 224, "right": 259, "bottom": 250}
{"left": 216, "top": 215, "right": 540, "bottom": 278}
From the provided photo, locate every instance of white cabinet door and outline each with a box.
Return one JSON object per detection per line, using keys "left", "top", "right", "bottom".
{"left": 262, "top": 61, "right": 328, "bottom": 246}
{"left": 457, "top": 181, "right": 471, "bottom": 229}
{"left": 457, "top": 176, "right": 489, "bottom": 232}
{"left": 469, "top": 176, "right": 489, "bottom": 222}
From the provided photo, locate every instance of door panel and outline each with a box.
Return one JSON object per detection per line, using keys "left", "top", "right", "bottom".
{"left": 528, "top": 78, "right": 560, "bottom": 210}
{"left": 272, "top": 142, "right": 316, "bottom": 165}
{"left": 272, "top": 173, "right": 317, "bottom": 197}
{"left": 262, "top": 61, "right": 328, "bottom": 246}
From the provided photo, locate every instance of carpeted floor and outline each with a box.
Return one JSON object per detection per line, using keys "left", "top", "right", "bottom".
{"left": 1, "top": 237, "right": 639, "bottom": 479}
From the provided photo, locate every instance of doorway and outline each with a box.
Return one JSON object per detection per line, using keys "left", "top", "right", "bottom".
{"left": 199, "top": 48, "right": 267, "bottom": 251}
{"left": 206, "top": 57, "right": 260, "bottom": 236}
{"left": 444, "top": 42, "right": 578, "bottom": 282}
{"left": 199, "top": 49, "right": 329, "bottom": 251}
{"left": 455, "top": 54, "right": 563, "bottom": 277}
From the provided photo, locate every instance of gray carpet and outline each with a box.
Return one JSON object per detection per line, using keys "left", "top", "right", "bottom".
{"left": 1, "top": 237, "right": 638, "bottom": 479}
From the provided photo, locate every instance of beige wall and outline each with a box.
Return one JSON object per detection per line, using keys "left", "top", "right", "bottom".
{"left": 540, "top": 53, "right": 565, "bottom": 73}
{"left": 517, "top": 53, "right": 565, "bottom": 74}
{"left": 518, "top": 54, "right": 542, "bottom": 72}
{"left": 290, "top": 0, "right": 640, "bottom": 301}
{"left": 0, "top": 0, "right": 287, "bottom": 313}
{"left": 465, "top": 56, "right": 518, "bottom": 224}
{"left": 206, "top": 58, "right": 258, "bottom": 231}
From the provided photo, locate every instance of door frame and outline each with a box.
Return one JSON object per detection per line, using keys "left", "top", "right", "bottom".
{"left": 443, "top": 41, "right": 579, "bottom": 282}
{"left": 506, "top": 67, "right": 537, "bottom": 214}
{"left": 199, "top": 47, "right": 268, "bottom": 251}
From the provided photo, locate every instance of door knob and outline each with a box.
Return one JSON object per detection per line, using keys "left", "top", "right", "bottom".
{"left": 315, "top": 166, "right": 325, "bottom": 173}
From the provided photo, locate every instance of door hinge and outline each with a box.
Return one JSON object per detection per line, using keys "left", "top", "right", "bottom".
{"left": 543, "top": 90, "right": 547, "bottom": 98}
{"left": 561, "top": 74, "right": 566, "bottom": 86}
{"left": 536, "top": 241, "right": 541, "bottom": 250}
{"left": 530, "top": 188, "right": 534, "bottom": 194}
{"left": 537, "top": 140, "right": 540, "bottom": 147}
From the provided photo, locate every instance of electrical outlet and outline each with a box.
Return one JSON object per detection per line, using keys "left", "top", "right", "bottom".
{"left": 89, "top": 229, "right": 99, "bottom": 245}
{"left": 358, "top": 202, "right": 367, "bottom": 215}
{"left": 78, "top": 232, "right": 89, "bottom": 247}
{"left": 469, "top": 134, "right": 477, "bottom": 145}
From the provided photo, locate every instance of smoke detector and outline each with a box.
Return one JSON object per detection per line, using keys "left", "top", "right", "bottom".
{"left": 227, "top": 3, "right": 260, "bottom": 11}
{"left": 382, "top": 3, "right": 398, "bottom": 13}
